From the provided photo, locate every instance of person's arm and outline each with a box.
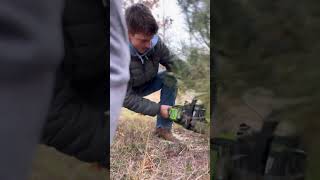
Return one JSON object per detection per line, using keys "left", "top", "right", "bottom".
{"left": 110, "top": 0, "right": 131, "bottom": 143}
{"left": 123, "top": 82, "right": 161, "bottom": 116}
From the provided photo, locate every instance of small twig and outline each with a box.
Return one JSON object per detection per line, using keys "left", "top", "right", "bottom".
{"left": 178, "top": 146, "right": 187, "bottom": 156}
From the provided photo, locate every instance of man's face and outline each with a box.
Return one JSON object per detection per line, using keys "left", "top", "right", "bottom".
{"left": 128, "top": 32, "right": 153, "bottom": 54}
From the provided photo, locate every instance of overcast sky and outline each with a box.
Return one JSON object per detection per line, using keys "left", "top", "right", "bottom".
{"left": 151, "top": 0, "right": 190, "bottom": 56}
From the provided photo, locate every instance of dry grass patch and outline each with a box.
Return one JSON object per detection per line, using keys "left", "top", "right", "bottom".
{"left": 111, "top": 109, "right": 209, "bottom": 180}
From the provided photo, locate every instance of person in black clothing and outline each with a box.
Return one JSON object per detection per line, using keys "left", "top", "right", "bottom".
{"left": 41, "top": 0, "right": 131, "bottom": 169}
{"left": 41, "top": 0, "right": 109, "bottom": 167}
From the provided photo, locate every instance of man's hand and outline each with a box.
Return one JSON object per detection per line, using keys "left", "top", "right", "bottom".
{"left": 160, "top": 105, "right": 171, "bottom": 119}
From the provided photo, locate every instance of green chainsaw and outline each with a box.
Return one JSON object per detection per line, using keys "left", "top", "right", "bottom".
{"left": 168, "top": 98, "right": 207, "bottom": 133}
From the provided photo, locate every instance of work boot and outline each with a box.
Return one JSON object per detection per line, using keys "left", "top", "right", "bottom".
{"left": 154, "top": 127, "right": 179, "bottom": 142}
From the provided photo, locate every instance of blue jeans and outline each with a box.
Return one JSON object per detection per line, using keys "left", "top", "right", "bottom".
{"left": 137, "top": 71, "right": 177, "bottom": 130}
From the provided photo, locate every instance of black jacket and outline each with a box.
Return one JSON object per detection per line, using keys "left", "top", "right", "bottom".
{"left": 41, "top": 0, "right": 108, "bottom": 167}
{"left": 123, "top": 37, "right": 178, "bottom": 116}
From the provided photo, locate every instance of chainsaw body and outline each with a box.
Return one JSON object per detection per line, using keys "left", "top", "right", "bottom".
{"left": 168, "top": 98, "right": 207, "bottom": 133}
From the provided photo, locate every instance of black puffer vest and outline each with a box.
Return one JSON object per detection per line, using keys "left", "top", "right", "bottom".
{"left": 129, "top": 36, "right": 171, "bottom": 88}
{"left": 41, "top": 0, "right": 108, "bottom": 167}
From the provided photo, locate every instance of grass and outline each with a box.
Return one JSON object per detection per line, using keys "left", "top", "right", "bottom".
{"left": 110, "top": 92, "right": 210, "bottom": 180}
